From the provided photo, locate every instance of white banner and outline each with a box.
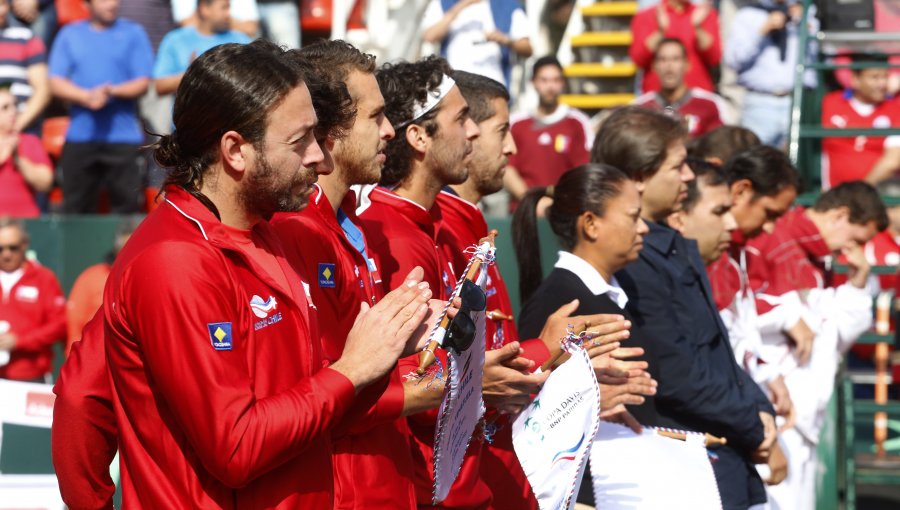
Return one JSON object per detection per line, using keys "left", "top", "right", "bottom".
{"left": 591, "top": 422, "right": 722, "bottom": 509}
{"left": 432, "top": 308, "right": 487, "bottom": 503}
{"left": 0, "top": 380, "right": 54, "bottom": 429}
{"left": 0, "top": 475, "right": 64, "bottom": 510}
{"left": 0, "top": 381, "right": 63, "bottom": 509}
{"left": 512, "top": 346, "right": 600, "bottom": 510}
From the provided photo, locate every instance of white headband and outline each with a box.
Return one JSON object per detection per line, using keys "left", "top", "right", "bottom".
{"left": 395, "top": 74, "right": 456, "bottom": 128}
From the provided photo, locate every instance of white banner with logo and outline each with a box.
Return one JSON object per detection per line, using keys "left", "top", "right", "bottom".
{"left": 0, "top": 380, "right": 63, "bottom": 509}
{"left": 591, "top": 421, "right": 722, "bottom": 509}
{"left": 432, "top": 306, "right": 487, "bottom": 503}
{"left": 512, "top": 346, "right": 600, "bottom": 510}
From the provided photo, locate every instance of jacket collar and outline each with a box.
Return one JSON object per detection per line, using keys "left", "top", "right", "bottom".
{"left": 779, "top": 207, "right": 831, "bottom": 260}
{"left": 369, "top": 186, "right": 444, "bottom": 242}
{"left": 162, "top": 185, "right": 306, "bottom": 310}
{"left": 643, "top": 220, "right": 678, "bottom": 255}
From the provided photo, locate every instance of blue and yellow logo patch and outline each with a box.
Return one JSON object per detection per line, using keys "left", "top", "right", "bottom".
{"left": 318, "top": 263, "right": 336, "bottom": 288}
{"left": 208, "top": 322, "right": 233, "bottom": 351}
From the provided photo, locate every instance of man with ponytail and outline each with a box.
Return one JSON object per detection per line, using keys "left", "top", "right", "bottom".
{"left": 53, "top": 40, "right": 435, "bottom": 509}
{"left": 596, "top": 106, "right": 777, "bottom": 510}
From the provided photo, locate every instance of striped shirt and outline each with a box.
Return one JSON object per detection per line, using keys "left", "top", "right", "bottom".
{"left": 0, "top": 26, "right": 46, "bottom": 110}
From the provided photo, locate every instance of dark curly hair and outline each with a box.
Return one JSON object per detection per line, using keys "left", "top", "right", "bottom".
{"left": 155, "top": 39, "right": 305, "bottom": 191}
{"left": 286, "top": 50, "right": 356, "bottom": 142}
{"left": 376, "top": 55, "right": 453, "bottom": 187}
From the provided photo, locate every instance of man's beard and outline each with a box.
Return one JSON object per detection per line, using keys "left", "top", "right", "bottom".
{"left": 239, "top": 149, "right": 314, "bottom": 219}
{"left": 336, "top": 140, "right": 380, "bottom": 186}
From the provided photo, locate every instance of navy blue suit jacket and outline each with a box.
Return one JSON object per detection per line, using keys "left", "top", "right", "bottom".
{"left": 617, "top": 221, "right": 774, "bottom": 510}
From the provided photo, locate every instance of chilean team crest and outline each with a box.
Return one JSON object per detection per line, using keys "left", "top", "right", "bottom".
{"left": 249, "top": 295, "right": 278, "bottom": 318}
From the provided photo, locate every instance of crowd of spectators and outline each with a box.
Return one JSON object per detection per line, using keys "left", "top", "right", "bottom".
{"left": 0, "top": 0, "right": 306, "bottom": 218}
{"left": 0, "top": 0, "right": 896, "bottom": 218}
{"left": 0, "top": 3, "right": 898, "bottom": 509}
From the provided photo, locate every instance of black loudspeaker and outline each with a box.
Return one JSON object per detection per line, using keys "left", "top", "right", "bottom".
{"left": 818, "top": 0, "right": 876, "bottom": 31}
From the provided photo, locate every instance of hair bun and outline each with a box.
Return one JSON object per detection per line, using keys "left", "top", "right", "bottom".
{"left": 154, "top": 134, "right": 180, "bottom": 169}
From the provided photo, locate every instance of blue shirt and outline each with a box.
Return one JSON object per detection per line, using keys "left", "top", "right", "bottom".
{"left": 724, "top": 6, "right": 818, "bottom": 94}
{"left": 49, "top": 19, "right": 154, "bottom": 144}
{"left": 153, "top": 26, "right": 251, "bottom": 79}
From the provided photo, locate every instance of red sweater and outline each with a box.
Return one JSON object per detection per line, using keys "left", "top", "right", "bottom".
{"left": 359, "top": 186, "right": 492, "bottom": 509}
{"left": 103, "top": 186, "right": 357, "bottom": 509}
{"left": 629, "top": 2, "right": 721, "bottom": 93}
{"left": 53, "top": 312, "right": 117, "bottom": 510}
{"left": 436, "top": 190, "right": 545, "bottom": 510}
{"left": 0, "top": 260, "right": 66, "bottom": 380}
{"left": 271, "top": 186, "right": 416, "bottom": 510}
{"left": 746, "top": 207, "right": 831, "bottom": 311}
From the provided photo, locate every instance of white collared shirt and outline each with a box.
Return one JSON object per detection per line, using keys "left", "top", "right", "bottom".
{"left": 554, "top": 251, "right": 629, "bottom": 309}
{"left": 0, "top": 267, "right": 24, "bottom": 301}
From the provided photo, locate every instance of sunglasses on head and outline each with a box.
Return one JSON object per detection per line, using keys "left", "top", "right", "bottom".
{"left": 0, "top": 245, "right": 21, "bottom": 253}
{"left": 443, "top": 279, "right": 487, "bottom": 355}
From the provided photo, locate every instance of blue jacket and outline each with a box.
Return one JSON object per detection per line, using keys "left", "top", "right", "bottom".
{"left": 617, "top": 221, "right": 774, "bottom": 510}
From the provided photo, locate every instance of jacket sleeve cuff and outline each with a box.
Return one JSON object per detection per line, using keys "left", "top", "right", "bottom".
{"left": 375, "top": 373, "right": 405, "bottom": 421}
{"left": 314, "top": 367, "right": 358, "bottom": 419}
{"left": 519, "top": 338, "right": 551, "bottom": 370}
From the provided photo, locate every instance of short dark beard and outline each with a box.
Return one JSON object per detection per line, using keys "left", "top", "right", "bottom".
{"left": 239, "top": 147, "right": 310, "bottom": 219}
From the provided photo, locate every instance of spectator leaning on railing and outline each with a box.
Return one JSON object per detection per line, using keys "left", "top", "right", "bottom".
{"left": 822, "top": 54, "right": 900, "bottom": 188}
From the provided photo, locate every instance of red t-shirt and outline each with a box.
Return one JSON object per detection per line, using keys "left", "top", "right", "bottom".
{"left": 822, "top": 92, "right": 900, "bottom": 188}
{"left": 0, "top": 133, "right": 53, "bottom": 217}
{"left": 633, "top": 89, "right": 726, "bottom": 138}
{"left": 509, "top": 105, "right": 592, "bottom": 189}
{"left": 630, "top": 2, "right": 721, "bottom": 93}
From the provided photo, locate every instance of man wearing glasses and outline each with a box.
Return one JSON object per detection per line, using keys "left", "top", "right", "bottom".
{"left": 0, "top": 217, "right": 66, "bottom": 381}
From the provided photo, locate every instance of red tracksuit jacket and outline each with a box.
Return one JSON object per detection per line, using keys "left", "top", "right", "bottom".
{"left": 271, "top": 185, "right": 417, "bottom": 510}
{"left": 0, "top": 260, "right": 66, "bottom": 380}
{"left": 53, "top": 312, "right": 117, "bottom": 510}
{"left": 359, "top": 186, "right": 492, "bottom": 510}
{"left": 102, "top": 186, "right": 358, "bottom": 509}
{"left": 436, "top": 190, "right": 547, "bottom": 510}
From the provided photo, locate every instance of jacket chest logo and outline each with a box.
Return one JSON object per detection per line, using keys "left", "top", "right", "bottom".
{"left": 250, "top": 295, "right": 282, "bottom": 331}
{"left": 15, "top": 285, "right": 39, "bottom": 303}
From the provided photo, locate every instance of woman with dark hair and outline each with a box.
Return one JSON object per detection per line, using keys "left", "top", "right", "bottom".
{"left": 513, "top": 163, "right": 656, "bottom": 505}
{"left": 514, "top": 164, "right": 657, "bottom": 421}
